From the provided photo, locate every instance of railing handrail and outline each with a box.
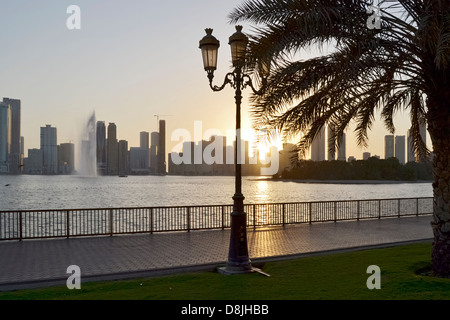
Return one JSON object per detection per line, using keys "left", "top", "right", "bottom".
{"left": 0, "top": 196, "right": 433, "bottom": 214}
{"left": 0, "top": 197, "right": 433, "bottom": 241}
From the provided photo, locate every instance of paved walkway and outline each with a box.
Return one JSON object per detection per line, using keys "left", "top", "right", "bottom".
{"left": 0, "top": 215, "right": 434, "bottom": 291}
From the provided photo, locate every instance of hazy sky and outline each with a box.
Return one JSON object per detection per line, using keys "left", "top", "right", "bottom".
{"left": 0, "top": 0, "right": 425, "bottom": 161}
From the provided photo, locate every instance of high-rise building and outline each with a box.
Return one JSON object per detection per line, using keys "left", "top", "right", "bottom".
{"left": 337, "top": 133, "right": 346, "bottom": 161}
{"left": 0, "top": 102, "right": 11, "bottom": 172}
{"left": 40, "top": 125, "right": 58, "bottom": 174}
{"left": 59, "top": 143, "right": 75, "bottom": 174}
{"left": 363, "top": 152, "right": 371, "bottom": 160}
{"left": 96, "top": 121, "right": 107, "bottom": 175}
{"left": 311, "top": 126, "right": 326, "bottom": 161}
{"left": 158, "top": 120, "right": 166, "bottom": 174}
{"left": 150, "top": 131, "right": 159, "bottom": 174}
{"left": 407, "top": 129, "right": 415, "bottom": 163}
{"left": 395, "top": 135, "right": 406, "bottom": 164}
{"left": 118, "top": 140, "right": 129, "bottom": 176}
{"left": 384, "top": 135, "right": 395, "bottom": 159}
{"left": 107, "top": 123, "right": 118, "bottom": 175}
{"left": 24, "top": 149, "right": 43, "bottom": 174}
{"left": 3, "top": 98, "right": 22, "bottom": 173}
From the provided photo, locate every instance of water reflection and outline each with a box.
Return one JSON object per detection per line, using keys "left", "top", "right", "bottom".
{"left": 254, "top": 180, "right": 270, "bottom": 203}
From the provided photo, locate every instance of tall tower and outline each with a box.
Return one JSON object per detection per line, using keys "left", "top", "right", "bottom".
{"left": 327, "top": 124, "right": 336, "bottom": 161}
{"left": 150, "top": 131, "right": 159, "bottom": 174}
{"left": 337, "top": 133, "right": 346, "bottom": 161}
{"left": 407, "top": 129, "right": 415, "bottom": 163}
{"left": 107, "top": 123, "right": 118, "bottom": 175}
{"left": 40, "top": 125, "right": 58, "bottom": 174}
{"left": 384, "top": 135, "right": 395, "bottom": 159}
{"left": 96, "top": 121, "right": 107, "bottom": 175}
{"left": 311, "top": 126, "right": 326, "bottom": 161}
{"left": 3, "top": 98, "right": 21, "bottom": 173}
{"left": 0, "top": 102, "right": 11, "bottom": 172}
{"left": 395, "top": 135, "right": 406, "bottom": 164}
{"left": 158, "top": 120, "right": 166, "bottom": 174}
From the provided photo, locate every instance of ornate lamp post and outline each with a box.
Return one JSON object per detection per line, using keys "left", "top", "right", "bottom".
{"left": 199, "top": 26, "right": 268, "bottom": 274}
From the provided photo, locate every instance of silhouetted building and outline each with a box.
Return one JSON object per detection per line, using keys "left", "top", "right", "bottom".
{"left": 363, "top": 152, "right": 371, "bottom": 160}
{"left": 59, "top": 143, "right": 75, "bottom": 174}
{"left": 24, "top": 149, "right": 43, "bottom": 174}
{"left": 384, "top": 135, "right": 394, "bottom": 159}
{"left": 40, "top": 125, "right": 58, "bottom": 174}
{"left": 158, "top": 120, "right": 166, "bottom": 174}
{"left": 3, "top": 98, "right": 22, "bottom": 174}
{"left": 118, "top": 140, "right": 129, "bottom": 176}
{"left": 107, "top": 123, "right": 118, "bottom": 175}
{"left": 96, "top": 121, "right": 107, "bottom": 175}
{"left": 150, "top": 131, "right": 159, "bottom": 174}
{"left": 0, "top": 102, "right": 11, "bottom": 173}
{"left": 311, "top": 126, "right": 326, "bottom": 161}
{"left": 395, "top": 135, "right": 406, "bottom": 164}
{"left": 337, "top": 133, "right": 346, "bottom": 161}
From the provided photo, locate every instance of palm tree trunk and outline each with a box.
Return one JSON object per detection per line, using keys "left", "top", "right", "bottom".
{"left": 427, "top": 91, "right": 450, "bottom": 277}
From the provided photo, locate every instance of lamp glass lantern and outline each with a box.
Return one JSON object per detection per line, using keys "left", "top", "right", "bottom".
{"left": 199, "top": 28, "right": 220, "bottom": 72}
{"left": 228, "top": 26, "right": 248, "bottom": 68}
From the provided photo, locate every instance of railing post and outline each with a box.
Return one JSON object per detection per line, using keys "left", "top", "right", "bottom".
{"left": 150, "top": 208, "right": 153, "bottom": 234}
{"left": 357, "top": 201, "right": 360, "bottom": 221}
{"left": 416, "top": 198, "right": 419, "bottom": 216}
{"left": 253, "top": 204, "right": 256, "bottom": 230}
{"left": 334, "top": 201, "right": 337, "bottom": 222}
{"left": 309, "top": 202, "right": 312, "bottom": 224}
{"left": 187, "top": 207, "right": 191, "bottom": 232}
{"left": 19, "top": 211, "right": 23, "bottom": 241}
{"left": 109, "top": 209, "right": 113, "bottom": 237}
{"left": 282, "top": 203, "right": 286, "bottom": 227}
{"left": 378, "top": 199, "right": 381, "bottom": 219}
{"left": 66, "top": 210, "right": 70, "bottom": 239}
{"left": 221, "top": 205, "right": 225, "bottom": 230}
{"left": 398, "top": 199, "right": 401, "bottom": 218}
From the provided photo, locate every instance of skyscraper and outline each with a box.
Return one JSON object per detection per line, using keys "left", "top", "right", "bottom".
{"left": 40, "top": 125, "right": 58, "bottom": 174}
{"left": 337, "top": 133, "right": 346, "bottom": 161}
{"left": 96, "top": 121, "right": 107, "bottom": 175}
{"left": 407, "top": 129, "right": 415, "bottom": 163}
{"left": 150, "top": 131, "right": 159, "bottom": 174}
{"left": 118, "top": 140, "right": 129, "bottom": 176}
{"left": 3, "top": 98, "right": 21, "bottom": 173}
{"left": 158, "top": 120, "right": 166, "bottom": 174}
{"left": 395, "top": 135, "right": 406, "bottom": 164}
{"left": 384, "top": 135, "right": 395, "bottom": 159}
{"left": 107, "top": 123, "right": 118, "bottom": 175}
{"left": 0, "top": 102, "right": 11, "bottom": 172}
{"left": 59, "top": 143, "right": 75, "bottom": 174}
{"left": 311, "top": 126, "right": 326, "bottom": 161}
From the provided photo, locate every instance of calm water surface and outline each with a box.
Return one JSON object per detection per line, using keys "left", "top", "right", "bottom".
{"left": 0, "top": 175, "right": 433, "bottom": 210}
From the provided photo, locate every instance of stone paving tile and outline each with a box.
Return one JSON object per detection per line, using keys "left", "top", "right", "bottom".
{"left": 0, "top": 216, "right": 433, "bottom": 289}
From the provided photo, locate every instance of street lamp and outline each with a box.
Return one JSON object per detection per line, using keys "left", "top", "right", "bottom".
{"left": 199, "top": 26, "right": 268, "bottom": 274}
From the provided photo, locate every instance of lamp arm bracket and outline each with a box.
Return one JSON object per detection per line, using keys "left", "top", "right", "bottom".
{"left": 242, "top": 74, "right": 267, "bottom": 95}
{"left": 208, "top": 72, "right": 236, "bottom": 92}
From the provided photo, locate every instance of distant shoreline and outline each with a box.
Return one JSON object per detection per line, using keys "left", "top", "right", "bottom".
{"left": 252, "top": 178, "right": 433, "bottom": 185}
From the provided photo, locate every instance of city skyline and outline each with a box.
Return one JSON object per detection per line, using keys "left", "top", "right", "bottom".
{"left": 0, "top": 1, "right": 429, "bottom": 163}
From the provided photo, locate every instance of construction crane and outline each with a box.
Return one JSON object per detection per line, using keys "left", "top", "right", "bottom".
{"left": 154, "top": 114, "right": 173, "bottom": 130}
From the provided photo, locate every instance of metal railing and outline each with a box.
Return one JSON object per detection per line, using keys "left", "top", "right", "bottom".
{"left": 0, "top": 197, "right": 433, "bottom": 241}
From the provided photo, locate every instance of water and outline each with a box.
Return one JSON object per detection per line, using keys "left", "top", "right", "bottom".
{"left": 0, "top": 175, "right": 433, "bottom": 211}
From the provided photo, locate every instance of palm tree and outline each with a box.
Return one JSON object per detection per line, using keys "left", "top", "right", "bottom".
{"left": 229, "top": 0, "right": 450, "bottom": 277}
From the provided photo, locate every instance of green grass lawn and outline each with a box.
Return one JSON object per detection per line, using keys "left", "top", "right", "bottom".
{"left": 0, "top": 242, "right": 449, "bottom": 300}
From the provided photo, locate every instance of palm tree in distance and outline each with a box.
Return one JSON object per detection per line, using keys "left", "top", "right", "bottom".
{"left": 229, "top": 0, "right": 450, "bottom": 277}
